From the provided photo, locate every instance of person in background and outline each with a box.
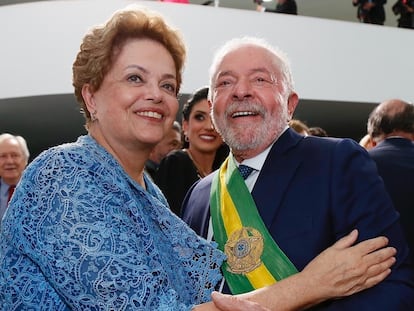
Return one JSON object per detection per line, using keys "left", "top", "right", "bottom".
{"left": 288, "top": 118, "right": 309, "bottom": 136}
{"left": 255, "top": 0, "right": 297, "bottom": 15}
{"left": 0, "top": 6, "right": 399, "bottom": 311}
{"left": 308, "top": 126, "right": 328, "bottom": 137}
{"left": 182, "top": 36, "right": 414, "bottom": 309}
{"left": 392, "top": 0, "right": 414, "bottom": 29}
{"left": 155, "top": 86, "right": 228, "bottom": 216}
{"left": 145, "top": 120, "right": 182, "bottom": 180}
{"left": 0, "top": 133, "right": 29, "bottom": 221}
{"left": 352, "top": 0, "right": 387, "bottom": 25}
{"left": 367, "top": 98, "right": 414, "bottom": 253}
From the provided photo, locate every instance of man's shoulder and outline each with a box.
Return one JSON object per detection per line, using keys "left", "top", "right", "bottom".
{"left": 293, "top": 135, "right": 360, "bottom": 153}
{"left": 181, "top": 172, "right": 216, "bottom": 237}
{"left": 195, "top": 171, "right": 217, "bottom": 190}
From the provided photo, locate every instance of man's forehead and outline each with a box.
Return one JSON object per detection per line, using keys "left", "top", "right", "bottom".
{"left": 218, "top": 49, "right": 275, "bottom": 70}
{"left": 0, "top": 139, "right": 20, "bottom": 149}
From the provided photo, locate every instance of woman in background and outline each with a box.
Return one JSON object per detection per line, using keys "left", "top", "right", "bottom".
{"left": 155, "top": 86, "right": 229, "bottom": 216}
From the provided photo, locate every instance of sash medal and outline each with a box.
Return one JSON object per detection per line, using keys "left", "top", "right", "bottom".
{"left": 210, "top": 156, "right": 298, "bottom": 294}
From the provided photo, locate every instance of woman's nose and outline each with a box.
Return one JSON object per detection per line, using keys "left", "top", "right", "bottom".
{"left": 146, "top": 83, "right": 163, "bottom": 103}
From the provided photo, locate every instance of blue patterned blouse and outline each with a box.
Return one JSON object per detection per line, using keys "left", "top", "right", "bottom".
{"left": 0, "top": 135, "right": 225, "bottom": 310}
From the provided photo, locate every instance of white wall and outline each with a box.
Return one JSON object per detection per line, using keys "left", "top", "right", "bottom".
{"left": 1, "top": 0, "right": 413, "bottom": 103}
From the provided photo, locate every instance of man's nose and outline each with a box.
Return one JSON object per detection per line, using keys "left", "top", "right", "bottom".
{"left": 232, "top": 78, "right": 252, "bottom": 100}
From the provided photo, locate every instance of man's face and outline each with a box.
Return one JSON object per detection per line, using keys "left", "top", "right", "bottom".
{"left": 0, "top": 138, "right": 27, "bottom": 185}
{"left": 210, "top": 45, "right": 297, "bottom": 161}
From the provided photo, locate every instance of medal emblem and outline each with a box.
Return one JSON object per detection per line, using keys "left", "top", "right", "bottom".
{"left": 224, "top": 227, "right": 264, "bottom": 274}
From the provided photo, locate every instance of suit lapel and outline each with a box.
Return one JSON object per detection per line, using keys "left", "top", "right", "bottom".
{"left": 252, "top": 129, "right": 304, "bottom": 228}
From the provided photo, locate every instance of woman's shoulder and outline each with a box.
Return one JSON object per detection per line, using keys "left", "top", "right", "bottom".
{"left": 165, "top": 149, "right": 189, "bottom": 159}
{"left": 156, "top": 149, "right": 195, "bottom": 180}
{"left": 159, "top": 149, "right": 192, "bottom": 166}
{"left": 24, "top": 135, "right": 100, "bottom": 176}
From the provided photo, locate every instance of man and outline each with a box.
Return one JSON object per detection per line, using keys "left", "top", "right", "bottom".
{"left": 352, "top": 0, "right": 387, "bottom": 25}
{"left": 182, "top": 37, "right": 414, "bottom": 309}
{"left": 367, "top": 99, "right": 414, "bottom": 253}
{"left": 392, "top": 0, "right": 414, "bottom": 29}
{"left": 255, "top": 0, "right": 298, "bottom": 15}
{"left": 145, "top": 120, "right": 182, "bottom": 180}
{"left": 0, "top": 133, "right": 30, "bottom": 220}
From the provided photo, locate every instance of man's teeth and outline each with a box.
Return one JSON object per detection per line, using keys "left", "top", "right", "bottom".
{"left": 232, "top": 111, "right": 255, "bottom": 118}
{"left": 138, "top": 111, "right": 163, "bottom": 119}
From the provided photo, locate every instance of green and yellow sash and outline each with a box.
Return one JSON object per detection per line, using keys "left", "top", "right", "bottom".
{"left": 210, "top": 156, "right": 298, "bottom": 294}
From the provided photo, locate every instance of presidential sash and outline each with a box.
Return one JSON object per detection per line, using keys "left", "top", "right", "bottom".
{"left": 210, "top": 156, "right": 298, "bottom": 294}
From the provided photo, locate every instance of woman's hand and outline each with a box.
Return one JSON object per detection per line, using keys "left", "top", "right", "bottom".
{"left": 301, "top": 229, "right": 396, "bottom": 300}
{"left": 195, "top": 230, "right": 396, "bottom": 311}
{"left": 210, "top": 291, "right": 271, "bottom": 311}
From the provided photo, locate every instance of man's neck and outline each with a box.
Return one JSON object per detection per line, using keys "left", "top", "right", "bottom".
{"left": 379, "top": 131, "right": 414, "bottom": 142}
{"left": 1, "top": 177, "right": 19, "bottom": 186}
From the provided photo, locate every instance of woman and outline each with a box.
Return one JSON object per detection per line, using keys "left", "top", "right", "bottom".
{"left": 155, "top": 86, "right": 229, "bottom": 216}
{"left": 0, "top": 7, "right": 223, "bottom": 310}
{"left": 0, "top": 5, "right": 396, "bottom": 311}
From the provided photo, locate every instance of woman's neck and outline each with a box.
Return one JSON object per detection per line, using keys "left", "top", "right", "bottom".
{"left": 88, "top": 130, "right": 149, "bottom": 188}
{"left": 186, "top": 147, "right": 216, "bottom": 178}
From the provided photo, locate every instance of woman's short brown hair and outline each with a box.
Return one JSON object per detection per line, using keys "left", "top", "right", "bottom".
{"left": 72, "top": 5, "right": 186, "bottom": 127}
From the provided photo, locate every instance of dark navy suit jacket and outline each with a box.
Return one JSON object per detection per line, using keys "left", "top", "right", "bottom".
{"left": 182, "top": 128, "right": 414, "bottom": 310}
{"left": 369, "top": 137, "right": 414, "bottom": 253}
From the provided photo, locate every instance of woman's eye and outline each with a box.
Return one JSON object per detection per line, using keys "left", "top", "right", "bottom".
{"left": 162, "top": 83, "right": 177, "bottom": 94}
{"left": 127, "top": 75, "right": 142, "bottom": 83}
{"left": 194, "top": 113, "right": 205, "bottom": 121}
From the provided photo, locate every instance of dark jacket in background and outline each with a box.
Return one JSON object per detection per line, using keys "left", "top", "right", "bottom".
{"left": 353, "top": 0, "right": 387, "bottom": 24}
{"left": 392, "top": 0, "right": 414, "bottom": 28}
{"left": 266, "top": 0, "right": 297, "bottom": 15}
{"left": 369, "top": 137, "right": 414, "bottom": 253}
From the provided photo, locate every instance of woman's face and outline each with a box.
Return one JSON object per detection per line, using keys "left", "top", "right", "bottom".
{"left": 183, "top": 99, "right": 223, "bottom": 154}
{"left": 84, "top": 38, "right": 179, "bottom": 153}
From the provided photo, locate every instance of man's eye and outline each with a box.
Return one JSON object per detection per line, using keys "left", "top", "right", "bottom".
{"left": 252, "top": 77, "right": 266, "bottom": 84}
{"left": 217, "top": 80, "right": 232, "bottom": 87}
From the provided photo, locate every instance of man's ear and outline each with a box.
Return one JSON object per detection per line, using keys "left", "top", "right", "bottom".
{"left": 287, "top": 92, "right": 299, "bottom": 118}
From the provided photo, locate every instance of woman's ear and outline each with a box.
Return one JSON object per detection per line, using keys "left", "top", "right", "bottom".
{"left": 182, "top": 119, "right": 189, "bottom": 136}
{"left": 81, "top": 84, "right": 97, "bottom": 116}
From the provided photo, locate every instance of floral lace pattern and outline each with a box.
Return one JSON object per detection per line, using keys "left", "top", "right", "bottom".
{"left": 0, "top": 135, "right": 225, "bottom": 310}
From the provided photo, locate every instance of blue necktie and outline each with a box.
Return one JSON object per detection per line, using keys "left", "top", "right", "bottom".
{"left": 238, "top": 164, "right": 254, "bottom": 180}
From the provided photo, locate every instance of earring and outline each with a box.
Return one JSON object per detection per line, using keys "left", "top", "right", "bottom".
{"left": 184, "top": 134, "right": 189, "bottom": 142}
{"left": 91, "top": 111, "right": 97, "bottom": 121}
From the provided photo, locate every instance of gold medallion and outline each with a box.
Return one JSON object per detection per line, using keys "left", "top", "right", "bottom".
{"left": 224, "top": 227, "right": 264, "bottom": 274}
